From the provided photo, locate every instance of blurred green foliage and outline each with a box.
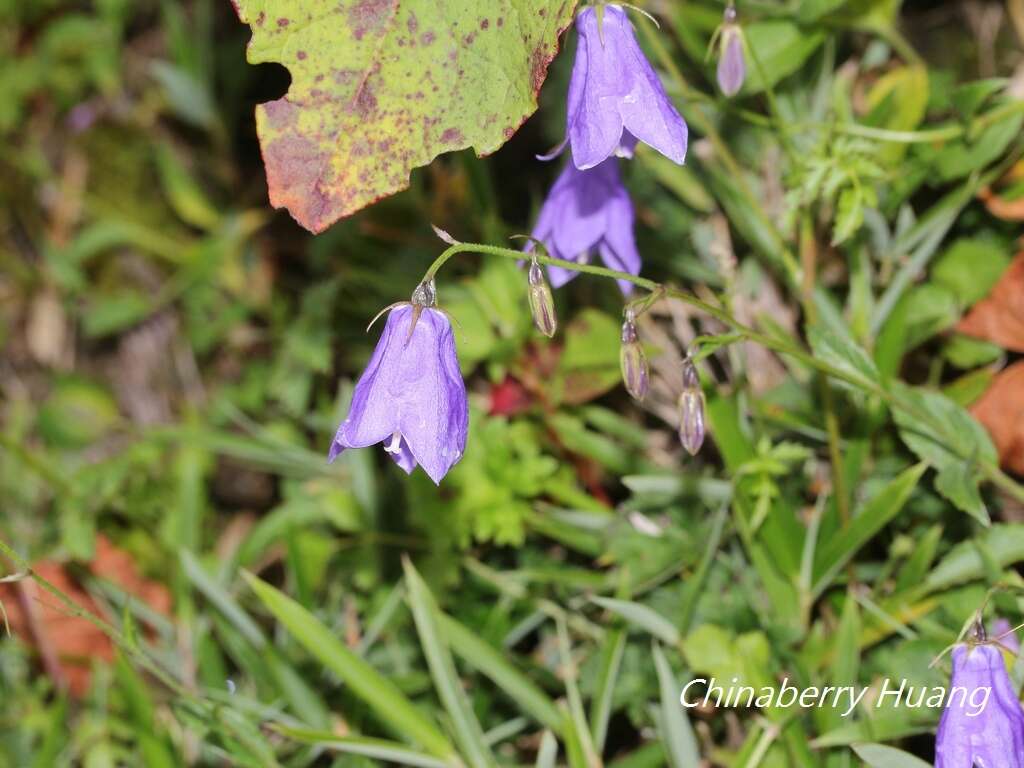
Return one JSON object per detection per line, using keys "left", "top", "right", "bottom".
{"left": 2, "top": 0, "right": 1024, "bottom": 766}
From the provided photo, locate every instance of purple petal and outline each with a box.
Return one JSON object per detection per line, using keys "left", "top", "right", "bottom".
{"left": 717, "top": 30, "right": 745, "bottom": 97}
{"left": 567, "top": 6, "right": 628, "bottom": 169}
{"left": 383, "top": 432, "right": 418, "bottom": 474}
{"left": 328, "top": 306, "right": 468, "bottom": 484}
{"left": 617, "top": 131, "right": 640, "bottom": 158}
{"left": 329, "top": 307, "right": 409, "bottom": 460}
{"left": 611, "top": 7, "right": 688, "bottom": 165}
{"left": 546, "top": 258, "right": 586, "bottom": 289}
{"left": 392, "top": 308, "right": 468, "bottom": 485}
{"left": 935, "top": 644, "right": 1024, "bottom": 768}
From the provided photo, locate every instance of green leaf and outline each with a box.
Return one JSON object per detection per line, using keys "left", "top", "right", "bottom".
{"left": 235, "top": 0, "right": 577, "bottom": 232}
{"left": 241, "top": 571, "right": 456, "bottom": 760}
{"left": 403, "top": 558, "right": 498, "bottom": 768}
{"left": 943, "top": 335, "right": 1003, "bottom": 369}
{"left": 812, "top": 463, "right": 926, "bottom": 598}
{"left": 591, "top": 596, "right": 681, "bottom": 646}
{"left": 934, "top": 461, "right": 989, "bottom": 526}
{"left": 925, "top": 524, "right": 1024, "bottom": 591}
{"left": 742, "top": 21, "right": 825, "bottom": 94}
{"left": 891, "top": 383, "right": 996, "bottom": 522}
{"left": 555, "top": 308, "right": 622, "bottom": 405}
{"left": 851, "top": 743, "right": 931, "bottom": 768}
{"left": 932, "top": 237, "right": 1011, "bottom": 307}
{"left": 807, "top": 322, "right": 880, "bottom": 388}
{"left": 589, "top": 627, "right": 626, "bottom": 752}
{"left": 832, "top": 186, "right": 865, "bottom": 245}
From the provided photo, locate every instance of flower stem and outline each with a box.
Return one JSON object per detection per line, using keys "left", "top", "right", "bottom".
{"left": 422, "top": 240, "right": 1024, "bottom": 505}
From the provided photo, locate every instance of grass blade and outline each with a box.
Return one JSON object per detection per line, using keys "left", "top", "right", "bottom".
{"left": 591, "top": 597, "right": 680, "bottom": 647}
{"left": 652, "top": 643, "right": 699, "bottom": 768}
{"left": 403, "top": 557, "right": 498, "bottom": 768}
{"left": 241, "top": 571, "right": 456, "bottom": 760}
{"left": 589, "top": 627, "right": 625, "bottom": 752}
{"left": 812, "top": 463, "right": 926, "bottom": 598}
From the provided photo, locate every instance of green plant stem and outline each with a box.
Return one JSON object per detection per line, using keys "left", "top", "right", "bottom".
{"left": 422, "top": 241, "right": 1024, "bottom": 505}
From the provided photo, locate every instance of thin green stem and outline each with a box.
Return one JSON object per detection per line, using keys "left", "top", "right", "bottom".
{"left": 422, "top": 241, "right": 1024, "bottom": 505}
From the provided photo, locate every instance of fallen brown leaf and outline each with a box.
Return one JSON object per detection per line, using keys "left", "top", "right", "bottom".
{"left": 970, "top": 361, "right": 1024, "bottom": 475}
{"left": 0, "top": 536, "right": 170, "bottom": 696}
{"left": 957, "top": 254, "right": 1024, "bottom": 352}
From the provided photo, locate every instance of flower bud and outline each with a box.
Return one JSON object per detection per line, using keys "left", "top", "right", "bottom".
{"left": 619, "top": 311, "right": 649, "bottom": 401}
{"left": 716, "top": 8, "right": 745, "bottom": 97}
{"left": 527, "top": 259, "right": 557, "bottom": 338}
{"left": 678, "top": 356, "right": 705, "bottom": 455}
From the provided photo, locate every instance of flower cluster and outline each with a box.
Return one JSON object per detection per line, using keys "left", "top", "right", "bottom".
{"left": 529, "top": 3, "right": 688, "bottom": 292}
{"left": 330, "top": 3, "right": 715, "bottom": 483}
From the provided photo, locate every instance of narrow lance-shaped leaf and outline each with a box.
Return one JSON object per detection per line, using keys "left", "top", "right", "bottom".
{"left": 241, "top": 571, "right": 457, "bottom": 760}
{"left": 233, "top": 0, "right": 578, "bottom": 232}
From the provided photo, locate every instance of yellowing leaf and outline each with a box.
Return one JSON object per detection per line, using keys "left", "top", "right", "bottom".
{"left": 234, "top": 0, "right": 577, "bottom": 232}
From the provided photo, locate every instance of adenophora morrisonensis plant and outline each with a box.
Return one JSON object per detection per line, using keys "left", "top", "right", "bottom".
{"left": 328, "top": 280, "right": 468, "bottom": 485}
{"left": 528, "top": 157, "right": 640, "bottom": 294}
{"left": 563, "top": 4, "right": 688, "bottom": 169}
{"left": 935, "top": 629, "right": 1024, "bottom": 768}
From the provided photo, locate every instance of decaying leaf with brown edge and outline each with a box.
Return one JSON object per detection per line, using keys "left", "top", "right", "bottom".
{"left": 957, "top": 253, "right": 1024, "bottom": 352}
{"left": 233, "top": 0, "right": 577, "bottom": 233}
{"left": 971, "top": 361, "right": 1024, "bottom": 475}
{"left": 0, "top": 536, "right": 170, "bottom": 696}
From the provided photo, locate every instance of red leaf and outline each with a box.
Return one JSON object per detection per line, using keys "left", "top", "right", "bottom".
{"left": 0, "top": 536, "right": 170, "bottom": 696}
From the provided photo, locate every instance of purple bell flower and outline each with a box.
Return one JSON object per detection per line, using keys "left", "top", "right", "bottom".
{"left": 529, "top": 157, "right": 640, "bottom": 294}
{"left": 566, "top": 4, "right": 688, "bottom": 170}
{"left": 935, "top": 643, "right": 1024, "bottom": 768}
{"left": 328, "top": 284, "right": 468, "bottom": 485}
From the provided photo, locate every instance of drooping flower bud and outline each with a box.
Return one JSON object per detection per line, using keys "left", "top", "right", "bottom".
{"left": 716, "top": 7, "right": 745, "bottom": 97}
{"left": 527, "top": 258, "right": 558, "bottom": 338}
{"left": 678, "top": 355, "right": 705, "bottom": 455}
{"left": 619, "top": 309, "right": 649, "bottom": 401}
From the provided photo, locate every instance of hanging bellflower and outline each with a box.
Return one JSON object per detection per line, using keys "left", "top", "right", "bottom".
{"left": 328, "top": 280, "right": 468, "bottom": 485}
{"left": 935, "top": 635, "right": 1024, "bottom": 768}
{"left": 528, "top": 157, "right": 640, "bottom": 294}
{"left": 564, "top": 4, "right": 688, "bottom": 169}
{"left": 716, "top": 7, "right": 745, "bottom": 97}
